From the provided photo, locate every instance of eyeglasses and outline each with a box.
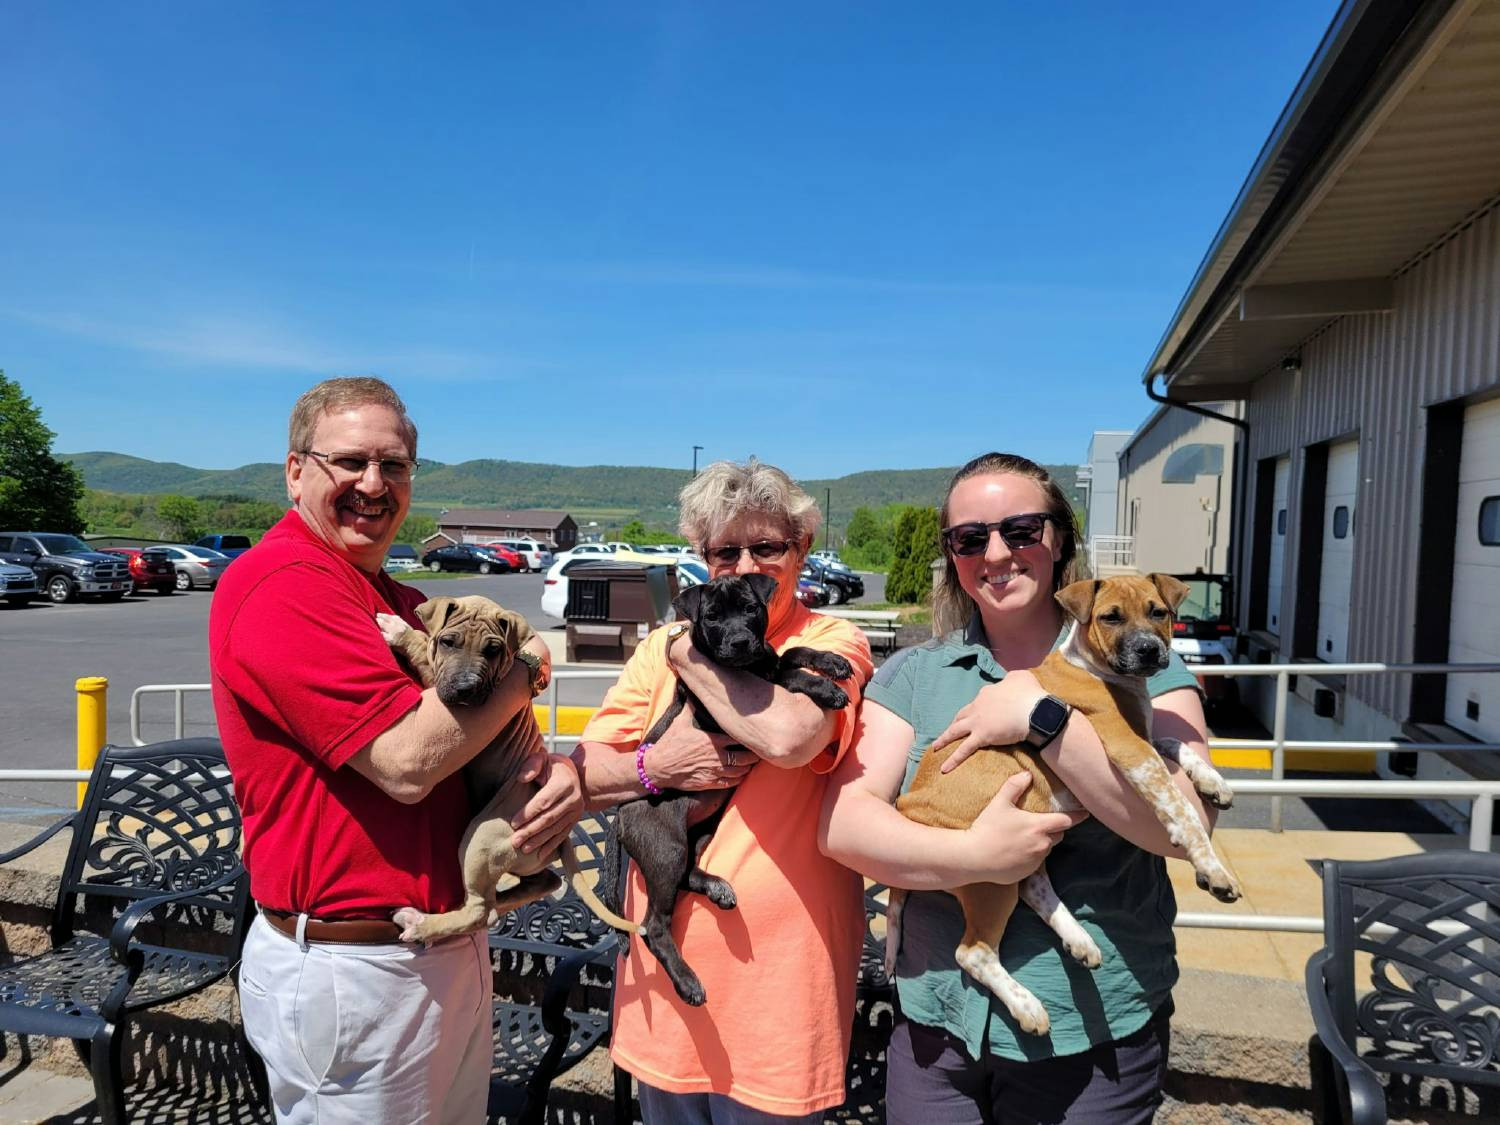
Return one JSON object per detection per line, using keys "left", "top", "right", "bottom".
{"left": 702, "top": 539, "right": 797, "bottom": 566}
{"left": 941, "top": 513, "right": 1055, "bottom": 556}
{"left": 301, "top": 450, "right": 418, "bottom": 483}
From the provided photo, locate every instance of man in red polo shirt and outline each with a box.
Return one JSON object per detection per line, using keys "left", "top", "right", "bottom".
{"left": 211, "top": 377, "right": 583, "bottom": 1124}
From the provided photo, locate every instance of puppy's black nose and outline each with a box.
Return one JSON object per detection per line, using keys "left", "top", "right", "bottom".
{"left": 1130, "top": 635, "right": 1166, "bottom": 662}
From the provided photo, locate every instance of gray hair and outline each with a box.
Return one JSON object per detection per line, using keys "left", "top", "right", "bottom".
{"left": 678, "top": 458, "right": 822, "bottom": 548}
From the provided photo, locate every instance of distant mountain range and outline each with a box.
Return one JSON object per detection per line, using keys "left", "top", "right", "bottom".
{"left": 63, "top": 452, "right": 1081, "bottom": 533}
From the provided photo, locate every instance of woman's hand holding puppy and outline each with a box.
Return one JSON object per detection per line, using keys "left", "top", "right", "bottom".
{"left": 641, "top": 706, "right": 755, "bottom": 791}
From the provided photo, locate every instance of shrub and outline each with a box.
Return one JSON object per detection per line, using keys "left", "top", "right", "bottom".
{"left": 884, "top": 505, "right": 941, "bottom": 605}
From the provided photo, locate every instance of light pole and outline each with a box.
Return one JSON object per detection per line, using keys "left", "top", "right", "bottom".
{"left": 692, "top": 445, "right": 704, "bottom": 477}
{"left": 825, "top": 488, "right": 831, "bottom": 551}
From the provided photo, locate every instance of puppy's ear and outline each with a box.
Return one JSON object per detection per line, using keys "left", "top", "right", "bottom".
{"left": 743, "top": 572, "right": 778, "bottom": 605}
{"left": 674, "top": 583, "right": 707, "bottom": 624}
{"left": 415, "top": 596, "right": 458, "bottom": 632}
{"left": 1149, "top": 573, "right": 1192, "bottom": 613}
{"left": 1054, "top": 579, "right": 1099, "bottom": 624}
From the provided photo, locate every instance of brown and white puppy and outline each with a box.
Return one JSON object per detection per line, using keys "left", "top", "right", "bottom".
{"left": 889, "top": 573, "right": 1239, "bottom": 1036}
{"left": 377, "top": 595, "right": 627, "bottom": 944}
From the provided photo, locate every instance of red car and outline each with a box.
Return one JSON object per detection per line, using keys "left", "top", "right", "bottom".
{"left": 99, "top": 547, "right": 177, "bottom": 596}
{"left": 479, "top": 543, "right": 525, "bottom": 571}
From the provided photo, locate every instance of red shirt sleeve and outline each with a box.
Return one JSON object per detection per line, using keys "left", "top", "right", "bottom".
{"left": 212, "top": 559, "right": 424, "bottom": 769}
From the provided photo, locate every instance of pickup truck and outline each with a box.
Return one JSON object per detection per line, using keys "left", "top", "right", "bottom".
{"left": 0, "top": 532, "right": 133, "bottom": 603}
{"left": 194, "top": 534, "right": 254, "bottom": 558}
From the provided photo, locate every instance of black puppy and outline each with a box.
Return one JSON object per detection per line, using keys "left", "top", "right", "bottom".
{"left": 606, "top": 572, "right": 853, "bottom": 1007}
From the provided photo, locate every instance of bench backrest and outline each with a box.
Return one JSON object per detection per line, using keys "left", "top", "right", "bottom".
{"left": 1321, "top": 851, "right": 1500, "bottom": 1087}
{"left": 56, "top": 739, "right": 249, "bottom": 949}
{"left": 490, "top": 808, "right": 622, "bottom": 961}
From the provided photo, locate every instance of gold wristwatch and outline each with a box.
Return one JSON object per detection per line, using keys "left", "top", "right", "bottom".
{"left": 515, "top": 647, "right": 545, "bottom": 696}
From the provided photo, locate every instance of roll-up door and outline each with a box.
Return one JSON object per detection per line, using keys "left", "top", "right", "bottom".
{"left": 1266, "top": 457, "right": 1290, "bottom": 634}
{"left": 1317, "top": 440, "right": 1359, "bottom": 663}
{"left": 1447, "top": 397, "right": 1500, "bottom": 742}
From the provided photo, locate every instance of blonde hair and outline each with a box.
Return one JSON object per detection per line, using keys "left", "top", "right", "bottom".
{"left": 288, "top": 377, "right": 418, "bottom": 459}
{"left": 678, "top": 458, "right": 822, "bottom": 549}
{"left": 932, "top": 452, "right": 1084, "bottom": 635}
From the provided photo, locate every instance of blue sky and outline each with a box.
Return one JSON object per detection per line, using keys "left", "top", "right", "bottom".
{"left": 3, "top": 1, "right": 1339, "bottom": 478}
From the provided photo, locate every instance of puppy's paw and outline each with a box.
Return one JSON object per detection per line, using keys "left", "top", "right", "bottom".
{"left": 392, "top": 906, "right": 433, "bottom": 945}
{"left": 1195, "top": 866, "right": 1242, "bottom": 904}
{"left": 815, "top": 652, "right": 855, "bottom": 681}
{"left": 376, "top": 613, "right": 411, "bottom": 647}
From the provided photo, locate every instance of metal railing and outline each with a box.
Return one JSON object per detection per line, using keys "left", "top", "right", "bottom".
{"left": 1088, "top": 535, "right": 1135, "bottom": 572}
{"left": 0, "top": 659, "right": 1494, "bottom": 939}
{"left": 1192, "top": 661, "right": 1500, "bottom": 832}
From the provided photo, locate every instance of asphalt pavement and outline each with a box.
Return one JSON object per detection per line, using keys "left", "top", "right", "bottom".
{"left": 0, "top": 567, "right": 886, "bottom": 814}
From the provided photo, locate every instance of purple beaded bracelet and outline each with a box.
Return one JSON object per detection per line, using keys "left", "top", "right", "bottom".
{"left": 636, "top": 742, "right": 662, "bottom": 796}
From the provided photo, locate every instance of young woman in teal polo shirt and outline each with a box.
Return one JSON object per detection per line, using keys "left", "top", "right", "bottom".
{"left": 820, "top": 452, "right": 1220, "bottom": 1124}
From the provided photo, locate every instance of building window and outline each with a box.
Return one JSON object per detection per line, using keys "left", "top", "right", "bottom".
{"left": 1332, "top": 506, "right": 1350, "bottom": 539}
{"left": 1276, "top": 509, "right": 1287, "bottom": 535}
{"left": 1481, "top": 496, "right": 1500, "bottom": 546}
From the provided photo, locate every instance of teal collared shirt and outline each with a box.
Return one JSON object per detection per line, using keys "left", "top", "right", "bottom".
{"left": 863, "top": 616, "right": 1201, "bottom": 1061}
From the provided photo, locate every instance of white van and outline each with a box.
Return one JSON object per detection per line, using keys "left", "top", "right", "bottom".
{"left": 494, "top": 538, "right": 554, "bottom": 573}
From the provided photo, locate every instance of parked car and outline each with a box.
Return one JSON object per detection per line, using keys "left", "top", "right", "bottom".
{"left": 809, "top": 550, "right": 855, "bottom": 574}
{"left": 1169, "top": 572, "right": 1239, "bottom": 711}
{"left": 0, "top": 560, "right": 40, "bottom": 607}
{"left": 477, "top": 543, "right": 526, "bottom": 571}
{"left": 489, "top": 539, "right": 555, "bottom": 573}
{"left": 383, "top": 544, "right": 422, "bottom": 573}
{"left": 99, "top": 547, "right": 177, "bottom": 595}
{"left": 541, "top": 553, "right": 705, "bottom": 621}
{"left": 154, "top": 544, "right": 233, "bottom": 590}
{"left": 795, "top": 577, "right": 830, "bottom": 608}
{"left": 556, "top": 543, "right": 615, "bottom": 563}
{"left": 193, "top": 534, "right": 254, "bottom": 559}
{"left": 422, "top": 544, "right": 514, "bottom": 574}
{"left": 0, "top": 532, "right": 133, "bottom": 603}
{"left": 800, "top": 558, "right": 864, "bottom": 605}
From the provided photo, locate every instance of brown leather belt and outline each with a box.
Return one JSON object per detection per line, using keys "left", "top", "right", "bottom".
{"left": 261, "top": 908, "right": 404, "bottom": 945}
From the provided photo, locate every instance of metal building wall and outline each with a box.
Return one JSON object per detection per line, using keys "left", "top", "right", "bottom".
{"left": 1117, "top": 404, "right": 1241, "bottom": 575}
{"left": 1240, "top": 204, "right": 1500, "bottom": 719}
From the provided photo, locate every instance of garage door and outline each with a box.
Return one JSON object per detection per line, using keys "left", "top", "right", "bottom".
{"left": 1265, "top": 457, "right": 1291, "bottom": 634}
{"left": 1447, "top": 397, "right": 1500, "bottom": 742}
{"left": 1317, "top": 440, "right": 1359, "bottom": 663}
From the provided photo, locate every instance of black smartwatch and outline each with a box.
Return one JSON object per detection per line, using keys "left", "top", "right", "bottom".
{"left": 1022, "top": 695, "right": 1071, "bottom": 752}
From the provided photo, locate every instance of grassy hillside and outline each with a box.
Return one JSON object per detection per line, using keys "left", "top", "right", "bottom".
{"left": 64, "top": 452, "right": 1081, "bottom": 539}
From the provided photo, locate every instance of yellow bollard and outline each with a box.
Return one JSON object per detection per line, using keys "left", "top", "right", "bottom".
{"left": 75, "top": 676, "right": 108, "bottom": 808}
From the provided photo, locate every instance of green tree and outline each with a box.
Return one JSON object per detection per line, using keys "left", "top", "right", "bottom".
{"left": 0, "top": 371, "right": 86, "bottom": 532}
{"left": 842, "top": 505, "right": 893, "bottom": 570}
{"left": 156, "top": 495, "right": 204, "bottom": 541}
{"left": 884, "top": 505, "right": 942, "bottom": 604}
{"left": 398, "top": 512, "right": 437, "bottom": 545}
{"left": 619, "top": 518, "right": 648, "bottom": 543}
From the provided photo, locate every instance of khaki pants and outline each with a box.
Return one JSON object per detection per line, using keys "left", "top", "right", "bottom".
{"left": 239, "top": 913, "right": 492, "bottom": 1124}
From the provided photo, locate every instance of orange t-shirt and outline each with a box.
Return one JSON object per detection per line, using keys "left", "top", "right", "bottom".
{"left": 582, "top": 605, "right": 873, "bottom": 1115}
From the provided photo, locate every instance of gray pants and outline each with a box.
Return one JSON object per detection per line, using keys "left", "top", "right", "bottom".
{"left": 638, "top": 1082, "right": 825, "bottom": 1124}
{"left": 884, "top": 1003, "right": 1172, "bottom": 1125}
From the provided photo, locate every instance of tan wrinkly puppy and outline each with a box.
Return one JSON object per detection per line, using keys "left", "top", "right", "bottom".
{"left": 890, "top": 573, "right": 1239, "bottom": 1035}
{"left": 377, "top": 595, "right": 629, "bottom": 944}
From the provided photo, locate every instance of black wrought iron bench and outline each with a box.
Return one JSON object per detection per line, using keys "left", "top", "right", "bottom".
{"left": 488, "top": 808, "right": 630, "bottom": 1125}
{"left": 0, "top": 738, "right": 254, "bottom": 1125}
{"left": 1306, "top": 850, "right": 1500, "bottom": 1124}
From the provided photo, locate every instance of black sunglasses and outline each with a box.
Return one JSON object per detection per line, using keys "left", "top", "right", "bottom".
{"left": 703, "top": 539, "right": 797, "bottom": 566}
{"left": 941, "top": 513, "right": 1055, "bottom": 556}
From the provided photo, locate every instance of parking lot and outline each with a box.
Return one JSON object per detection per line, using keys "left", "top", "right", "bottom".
{"left": 0, "top": 567, "right": 885, "bottom": 815}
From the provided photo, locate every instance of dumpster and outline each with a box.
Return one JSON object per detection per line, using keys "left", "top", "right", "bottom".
{"left": 563, "top": 562, "right": 677, "bottom": 663}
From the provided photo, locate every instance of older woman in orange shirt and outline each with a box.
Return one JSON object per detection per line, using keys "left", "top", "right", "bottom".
{"left": 572, "top": 458, "right": 873, "bottom": 1123}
